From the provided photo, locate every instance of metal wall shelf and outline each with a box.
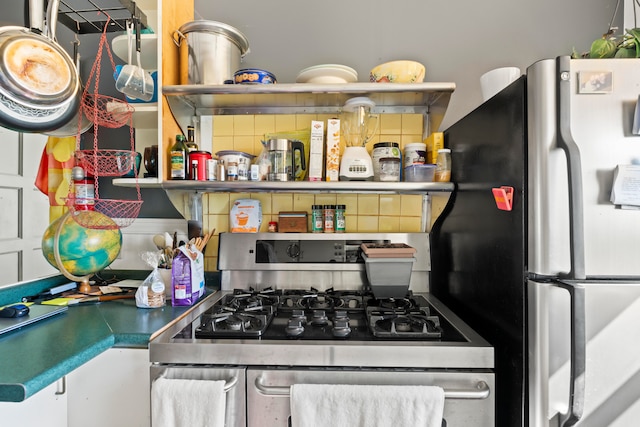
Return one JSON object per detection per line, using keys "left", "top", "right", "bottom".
{"left": 58, "top": 0, "right": 148, "bottom": 34}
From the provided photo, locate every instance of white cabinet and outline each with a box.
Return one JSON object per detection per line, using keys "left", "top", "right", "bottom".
{"left": 0, "top": 378, "right": 68, "bottom": 427}
{"left": 67, "top": 348, "right": 150, "bottom": 427}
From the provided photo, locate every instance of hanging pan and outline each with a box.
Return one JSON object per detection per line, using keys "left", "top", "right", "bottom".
{"left": 0, "top": 0, "right": 80, "bottom": 133}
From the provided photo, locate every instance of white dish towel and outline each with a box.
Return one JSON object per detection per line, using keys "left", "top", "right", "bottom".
{"left": 290, "top": 383, "right": 445, "bottom": 427}
{"left": 151, "top": 377, "right": 226, "bottom": 427}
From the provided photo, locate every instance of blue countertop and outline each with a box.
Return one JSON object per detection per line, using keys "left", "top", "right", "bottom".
{"left": 0, "top": 272, "right": 218, "bottom": 402}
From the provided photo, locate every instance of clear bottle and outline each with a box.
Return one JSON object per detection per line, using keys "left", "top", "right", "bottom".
{"left": 435, "top": 148, "right": 452, "bottom": 182}
{"left": 311, "top": 205, "right": 323, "bottom": 233}
{"left": 170, "top": 134, "right": 188, "bottom": 180}
{"left": 335, "top": 204, "right": 346, "bottom": 233}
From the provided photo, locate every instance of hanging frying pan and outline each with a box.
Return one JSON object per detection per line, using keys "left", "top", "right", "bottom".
{"left": 0, "top": 0, "right": 80, "bottom": 132}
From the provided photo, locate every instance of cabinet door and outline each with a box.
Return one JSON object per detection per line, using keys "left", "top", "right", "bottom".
{"left": 0, "top": 130, "right": 57, "bottom": 286}
{"left": 0, "top": 378, "right": 67, "bottom": 426}
{"left": 67, "top": 348, "right": 150, "bottom": 427}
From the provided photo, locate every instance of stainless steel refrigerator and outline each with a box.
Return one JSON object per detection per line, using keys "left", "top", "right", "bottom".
{"left": 431, "top": 56, "right": 640, "bottom": 427}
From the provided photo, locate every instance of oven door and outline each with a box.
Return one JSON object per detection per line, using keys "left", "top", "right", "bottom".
{"left": 150, "top": 365, "right": 247, "bottom": 427}
{"left": 247, "top": 368, "right": 495, "bottom": 427}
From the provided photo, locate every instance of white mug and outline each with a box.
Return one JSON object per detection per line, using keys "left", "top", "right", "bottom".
{"left": 480, "top": 67, "right": 521, "bottom": 101}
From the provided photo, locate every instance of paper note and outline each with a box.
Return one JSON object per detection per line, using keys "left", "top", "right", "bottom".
{"left": 610, "top": 165, "right": 640, "bottom": 207}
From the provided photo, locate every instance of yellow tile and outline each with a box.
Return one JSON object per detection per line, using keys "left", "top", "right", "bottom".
{"left": 399, "top": 216, "right": 423, "bottom": 232}
{"left": 213, "top": 116, "right": 234, "bottom": 136}
{"left": 402, "top": 114, "right": 423, "bottom": 135}
{"left": 272, "top": 194, "right": 293, "bottom": 212}
{"left": 207, "top": 193, "right": 231, "bottom": 214}
{"left": 400, "top": 194, "right": 423, "bottom": 215}
{"left": 317, "top": 114, "right": 336, "bottom": 123}
{"left": 345, "top": 214, "right": 358, "bottom": 232}
{"left": 379, "top": 195, "right": 401, "bottom": 216}
{"left": 233, "top": 115, "right": 255, "bottom": 135}
{"left": 209, "top": 214, "right": 230, "bottom": 233}
{"left": 336, "top": 194, "right": 358, "bottom": 214}
{"left": 229, "top": 193, "right": 251, "bottom": 203}
{"left": 255, "top": 115, "right": 276, "bottom": 135}
{"left": 401, "top": 135, "right": 424, "bottom": 147}
{"left": 378, "top": 216, "right": 400, "bottom": 232}
{"left": 314, "top": 194, "right": 337, "bottom": 206}
{"left": 275, "top": 115, "right": 296, "bottom": 130}
{"left": 377, "top": 135, "right": 401, "bottom": 145}
{"left": 204, "top": 257, "right": 218, "bottom": 272}
{"left": 357, "top": 215, "right": 379, "bottom": 232}
{"left": 357, "top": 194, "right": 379, "bottom": 215}
{"left": 254, "top": 139, "right": 268, "bottom": 156}
{"left": 293, "top": 193, "right": 315, "bottom": 211}
{"left": 212, "top": 136, "right": 234, "bottom": 152}
{"left": 233, "top": 135, "right": 258, "bottom": 155}
{"left": 295, "top": 114, "right": 315, "bottom": 130}
{"left": 380, "top": 114, "right": 402, "bottom": 134}
{"left": 250, "top": 193, "right": 272, "bottom": 214}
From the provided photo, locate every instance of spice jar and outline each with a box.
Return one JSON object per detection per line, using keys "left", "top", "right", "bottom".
{"left": 268, "top": 221, "right": 278, "bottom": 232}
{"left": 335, "top": 204, "right": 346, "bottom": 233}
{"left": 311, "top": 205, "right": 324, "bottom": 233}
{"left": 226, "top": 161, "right": 238, "bottom": 181}
{"left": 72, "top": 166, "right": 95, "bottom": 210}
{"left": 323, "top": 205, "right": 335, "bottom": 233}
{"left": 435, "top": 148, "right": 452, "bottom": 182}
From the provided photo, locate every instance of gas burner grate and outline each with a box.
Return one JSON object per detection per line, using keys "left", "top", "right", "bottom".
{"left": 196, "top": 312, "right": 271, "bottom": 337}
{"left": 369, "top": 313, "right": 442, "bottom": 339}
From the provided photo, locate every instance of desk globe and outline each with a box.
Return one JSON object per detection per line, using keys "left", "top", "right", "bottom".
{"left": 42, "top": 210, "right": 122, "bottom": 278}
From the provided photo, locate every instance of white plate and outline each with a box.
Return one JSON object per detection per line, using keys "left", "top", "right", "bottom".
{"left": 296, "top": 64, "right": 358, "bottom": 83}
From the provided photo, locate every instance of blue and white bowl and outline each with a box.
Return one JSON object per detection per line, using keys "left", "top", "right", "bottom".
{"left": 234, "top": 68, "right": 277, "bottom": 84}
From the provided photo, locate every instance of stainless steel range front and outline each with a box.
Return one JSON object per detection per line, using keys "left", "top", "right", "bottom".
{"left": 150, "top": 233, "right": 495, "bottom": 427}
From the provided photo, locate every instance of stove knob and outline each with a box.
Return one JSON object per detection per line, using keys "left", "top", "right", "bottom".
{"left": 333, "top": 310, "right": 349, "bottom": 322}
{"left": 286, "top": 318, "right": 305, "bottom": 337}
{"left": 291, "top": 309, "right": 307, "bottom": 324}
{"left": 332, "top": 319, "right": 351, "bottom": 338}
{"left": 310, "top": 310, "right": 329, "bottom": 326}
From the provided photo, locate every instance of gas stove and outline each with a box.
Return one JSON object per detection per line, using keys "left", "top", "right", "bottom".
{"left": 194, "top": 287, "right": 452, "bottom": 341}
{"left": 150, "top": 233, "right": 495, "bottom": 427}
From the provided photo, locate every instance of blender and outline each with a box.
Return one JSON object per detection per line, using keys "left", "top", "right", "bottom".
{"left": 340, "top": 97, "right": 378, "bottom": 181}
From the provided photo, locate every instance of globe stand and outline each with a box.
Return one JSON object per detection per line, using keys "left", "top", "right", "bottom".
{"left": 52, "top": 211, "right": 93, "bottom": 294}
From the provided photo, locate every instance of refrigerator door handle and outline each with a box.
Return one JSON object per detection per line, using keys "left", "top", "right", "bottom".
{"left": 555, "top": 55, "right": 586, "bottom": 281}
{"left": 552, "top": 280, "right": 586, "bottom": 427}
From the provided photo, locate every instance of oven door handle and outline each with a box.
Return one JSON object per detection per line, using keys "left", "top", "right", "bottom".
{"left": 157, "top": 374, "right": 238, "bottom": 392}
{"left": 254, "top": 375, "right": 490, "bottom": 399}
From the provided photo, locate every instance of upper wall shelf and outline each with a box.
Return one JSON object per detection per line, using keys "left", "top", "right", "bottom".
{"left": 160, "top": 180, "right": 455, "bottom": 194}
{"left": 58, "top": 0, "right": 150, "bottom": 34}
{"left": 163, "top": 82, "right": 456, "bottom": 136}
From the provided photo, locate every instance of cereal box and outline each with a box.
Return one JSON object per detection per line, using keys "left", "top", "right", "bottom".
{"left": 309, "top": 120, "right": 324, "bottom": 181}
{"left": 325, "top": 118, "right": 340, "bottom": 182}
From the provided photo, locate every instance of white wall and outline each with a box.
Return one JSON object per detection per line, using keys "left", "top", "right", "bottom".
{"left": 194, "top": 0, "right": 623, "bottom": 130}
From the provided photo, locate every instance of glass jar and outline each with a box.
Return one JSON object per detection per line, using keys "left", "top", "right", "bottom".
{"left": 311, "top": 205, "right": 324, "bottom": 233}
{"left": 335, "top": 204, "right": 346, "bottom": 233}
{"left": 435, "top": 148, "right": 452, "bottom": 182}
{"left": 268, "top": 221, "right": 278, "bottom": 232}
{"left": 379, "top": 157, "right": 401, "bottom": 182}
{"left": 323, "top": 205, "right": 335, "bottom": 233}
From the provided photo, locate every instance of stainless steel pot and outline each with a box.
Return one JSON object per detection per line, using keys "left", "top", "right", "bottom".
{"left": 173, "top": 20, "right": 249, "bottom": 85}
{"left": 0, "top": 0, "right": 80, "bottom": 132}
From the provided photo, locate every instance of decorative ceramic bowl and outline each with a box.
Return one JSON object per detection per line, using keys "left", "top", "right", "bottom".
{"left": 369, "top": 60, "right": 426, "bottom": 83}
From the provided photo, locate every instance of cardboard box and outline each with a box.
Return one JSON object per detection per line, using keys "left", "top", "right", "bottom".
{"left": 325, "top": 118, "right": 340, "bottom": 182}
{"left": 309, "top": 120, "right": 324, "bottom": 181}
{"left": 424, "top": 131, "right": 444, "bottom": 164}
{"left": 278, "top": 211, "right": 308, "bottom": 232}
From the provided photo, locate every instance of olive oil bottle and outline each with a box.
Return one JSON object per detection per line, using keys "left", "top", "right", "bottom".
{"left": 170, "top": 134, "right": 188, "bottom": 180}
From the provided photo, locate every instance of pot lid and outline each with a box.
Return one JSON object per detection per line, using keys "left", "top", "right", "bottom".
{"left": 177, "top": 20, "right": 250, "bottom": 56}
